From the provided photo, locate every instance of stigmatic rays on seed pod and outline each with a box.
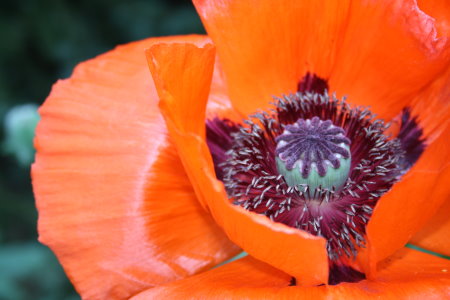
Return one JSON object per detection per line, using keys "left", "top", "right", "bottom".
{"left": 205, "top": 76, "right": 425, "bottom": 284}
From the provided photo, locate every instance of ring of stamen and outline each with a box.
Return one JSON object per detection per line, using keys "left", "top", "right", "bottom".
{"left": 219, "top": 92, "right": 404, "bottom": 263}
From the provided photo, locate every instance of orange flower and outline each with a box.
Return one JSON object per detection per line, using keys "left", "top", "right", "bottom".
{"left": 32, "top": 0, "right": 450, "bottom": 299}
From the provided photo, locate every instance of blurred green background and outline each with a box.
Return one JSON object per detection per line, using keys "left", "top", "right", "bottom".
{"left": 0, "top": 1, "right": 203, "bottom": 299}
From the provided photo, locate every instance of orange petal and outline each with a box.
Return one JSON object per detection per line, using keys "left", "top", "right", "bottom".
{"left": 32, "top": 35, "right": 239, "bottom": 300}
{"left": 359, "top": 65, "right": 450, "bottom": 274}
{"left": 193, "top": 0, "right": 352, "bottom": 116}
{"left": 132, "top": 248, "right": 450, "bottom": 299}
{"left": 407, "top": 68, "right": 450, "bottom": 256}
{"left": 147, "top": 42, "right": 329, "bottom": 286}
{"left": 375, "top": 247, "right": 450, "bottom": 285}
{"left": 329, "top": 0, "right": 450, "bottom": 120}
{"left": 410, "top": 198, "right": 450, "bottom": 257}
{"left": 194, "top": 0, "right": 449, "bottom": 120}
{"left": 361, "top": 119, "right": 450, "bottom": 276}
{"left": 409, "top": 65, "right": 450, "bottom": 142}
{"left": 131, "top": 256, "right": 292, "bottom": 299}
{"left": 207, "top": 57, "right": 238, "bottom": 116}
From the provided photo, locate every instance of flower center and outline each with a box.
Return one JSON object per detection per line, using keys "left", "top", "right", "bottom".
{"left": 209, "top": 91, "right": 404, "bottom": 265}
{"left": 205, "top": 74, "right": 425, "bottom": 285}
{"left": 275, "top": 116, "right": 351, "bottom": 195}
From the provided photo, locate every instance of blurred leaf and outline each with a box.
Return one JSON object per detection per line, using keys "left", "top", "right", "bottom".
{"left": 3, "top": 104, "right": 39, "bottom": 167}
{"left": 160, "top": 6, "right": 205, "bottom": 35}
{"left": 0, "top": 242, "right": 79, "bottom": 300}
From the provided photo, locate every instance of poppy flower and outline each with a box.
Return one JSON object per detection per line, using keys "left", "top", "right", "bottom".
{"left": 32, "top": 0, "right": 450, "bottom": 299}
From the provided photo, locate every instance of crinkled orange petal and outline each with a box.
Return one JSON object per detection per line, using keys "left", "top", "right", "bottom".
{"left": 361, "top": 119, "right": 450, "bottom": 276}
{"left": 32, "top": 35, "right": 240, "bottom": 300}
{"left": 194, "top": 0, "right": 449, "bottom": 120}
{"left": 193, "top": 0, "right": 352, "bottom": 116}
{"left": 147, "top": 42, "right": 329, "bottom": 286}
{"left": 131, "top": 248, "right": 450, "bottom": 299}
{"left": 329, "top": 0, "right": 450, "bottom": 120}
{"left": 418, "top": 0, "right": 450, "bottom": 37}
